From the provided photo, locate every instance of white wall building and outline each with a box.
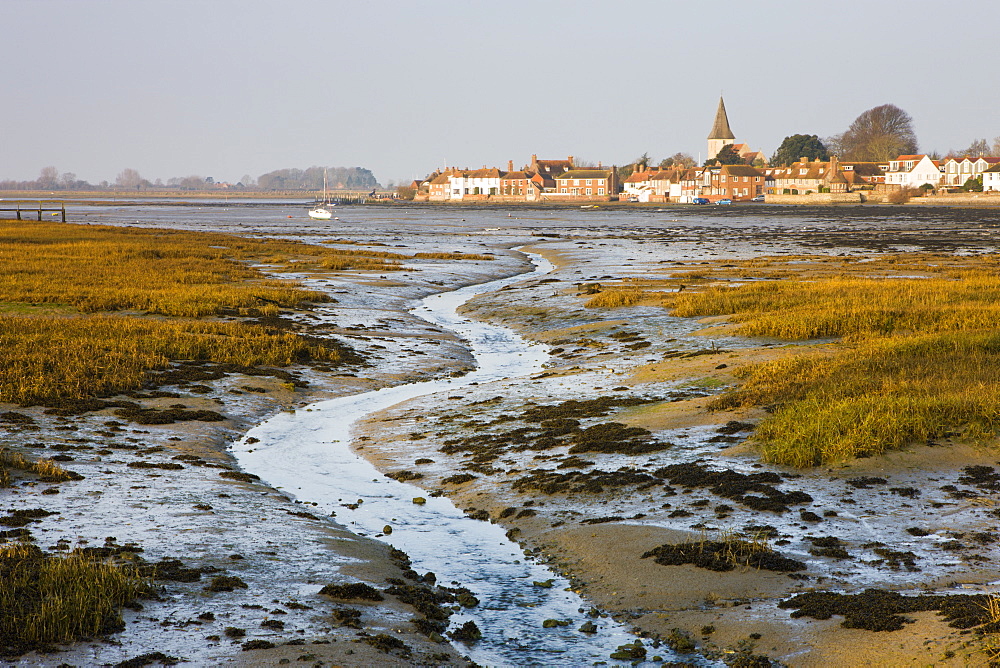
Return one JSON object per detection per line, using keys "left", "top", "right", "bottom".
{"left": 984, "top": 164, "right": 1000, "bottom": 192}
{"left": 885, "top": 155, "right": 942, "bottom": 189}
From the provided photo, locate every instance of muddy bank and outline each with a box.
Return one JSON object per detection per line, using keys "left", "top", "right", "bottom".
{"left": 349, "top": 225, "right": 1000, "bottom": 666}
{"left": 0, "top": 232, "right": 531, "bottom": 666}
{"left": 6, "top": 205, "right": 1000, "bottom": 666}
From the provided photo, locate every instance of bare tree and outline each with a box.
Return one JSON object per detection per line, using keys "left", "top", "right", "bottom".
{"left": 116, "top": 168, "right": 143, "bottom": 190}
{"left": 839, "top": 104, "right": 918, "bottom": 161}
{"left": 38, "top": 166, "right": 59, "bottom": 188}
{"left": 993, "top": 136, "right": 1000, "bottom": 156}
{"left": 962, "top": 138, "right": 991, "bottom": 157}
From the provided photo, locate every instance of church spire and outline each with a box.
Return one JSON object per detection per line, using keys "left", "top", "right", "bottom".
{"left": 707, "top": 96, "right": 735, "bottom": 140}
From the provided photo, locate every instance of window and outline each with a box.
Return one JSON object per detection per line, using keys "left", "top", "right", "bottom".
{"left": 598, "top": 188, "right": 604, "bottom": 195}
{"left": 560, "top": 188, "right": 567, "bottom": 193}
{"left": 586, "top": 179, "right": 592, "bottom": 186}
{"left": 586, "top": 188, "right": 592, "bottom": 195}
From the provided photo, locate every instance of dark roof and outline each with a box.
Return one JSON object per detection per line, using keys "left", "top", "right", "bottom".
{"left": 556, "top": 170, "right": 613, "bottom": 179}
{"left": 721, "top": 165, "right": 762, "bottom": 177}
{"left": 707, "top": 97, "right": 735, "bottom": 140}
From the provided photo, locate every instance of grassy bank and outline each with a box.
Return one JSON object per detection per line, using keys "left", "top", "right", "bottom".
{"left": 0, "top": 543, "right": 149, "bottom": 656}
{"left": 0, "top": 221, "right": 404, "bottom": 403}
{"left": 585, "top": 254, "right": 1000, "bottom": 466}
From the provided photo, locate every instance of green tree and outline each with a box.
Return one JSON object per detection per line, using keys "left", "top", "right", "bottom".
{"left": 838, "top": 104, "right": 918, "bottom": 161}
{"left": 770, "top": 134, "right": 829, "bottom": 165}
{"left": 963, "top": 175, "right": 984, "bottom": 192}
{"left": 707, "top": 144, "right": 744, "bottom": 166}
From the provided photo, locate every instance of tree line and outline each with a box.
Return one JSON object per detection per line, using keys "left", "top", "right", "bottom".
{"left": 770, "top": 103, "right": 999, "bottom": 167}
{"left": 0, "top": 165, "right": 381, "bottom": 191}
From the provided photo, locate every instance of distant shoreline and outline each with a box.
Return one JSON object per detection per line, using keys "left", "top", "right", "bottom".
{"left": 1, "top": 190, "right": 999, "bottom": 208}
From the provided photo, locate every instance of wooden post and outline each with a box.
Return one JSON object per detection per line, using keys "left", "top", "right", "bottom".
{"left": 37, "top": 203, "right": 42, "bottom": 221}
{"left": 61, "top": 204, "right": 66, "bottom": 222}
{"left": 16, "top": 206, "right": 21, "bottom": 221}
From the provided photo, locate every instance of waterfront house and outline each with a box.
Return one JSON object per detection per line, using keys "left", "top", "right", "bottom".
{"left": 552, "top": 169, "right": 619, "bottom": 200}
{"left": 706, "top": 164, "right": 765, "bottom": 200}
{"left": 941, "top": 156, "right": 1000, "bottom": 187}
{"left": 884, "top": 155, "right": 942, "bottom": 189}
{"left": 984, "top": 163, "right": 1000, "bottom": 192}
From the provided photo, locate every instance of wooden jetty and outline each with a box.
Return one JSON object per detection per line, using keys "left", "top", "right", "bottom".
{"left": 0, "top": 201, "right": 66, "bottom": 221}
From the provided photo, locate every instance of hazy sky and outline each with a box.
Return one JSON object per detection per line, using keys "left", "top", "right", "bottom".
{"left": 4, "top": 0, "right": 999, "bottom": 186}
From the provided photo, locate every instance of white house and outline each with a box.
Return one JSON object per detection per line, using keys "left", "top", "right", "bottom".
{"left": 621, "top": 169, "right": 658, "bottom": 202}
{"left": 448, "top": 168, "right": 503, "bottom": 198}
{"left": 884, "top": 155, "right": 942, "bottom": 189}
{"left": 984, "top": 164, "right": 1000, "bottom": 192}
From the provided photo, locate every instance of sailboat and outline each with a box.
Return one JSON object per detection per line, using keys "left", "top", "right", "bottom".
{"left": 308, "top": 169, "right": 333, "bottom": 220}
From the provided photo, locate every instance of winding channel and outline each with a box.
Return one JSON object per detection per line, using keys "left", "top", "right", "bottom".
{"left": 231, "top": 254, "right": 698, "bottom": 666}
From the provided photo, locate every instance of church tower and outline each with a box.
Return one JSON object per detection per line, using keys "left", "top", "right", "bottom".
{"left": 707, "top": 96, "right": 736, "bottom": 162}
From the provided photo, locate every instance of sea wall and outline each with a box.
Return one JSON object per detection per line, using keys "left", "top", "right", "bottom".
{"left": 765, "top": 192, "right": 865, "bottom": 205}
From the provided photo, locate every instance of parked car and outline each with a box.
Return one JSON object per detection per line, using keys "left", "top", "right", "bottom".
{"left": 692, "top": 197, "right": 710, "bottom": 205}
{"left": 715, "top": 198, "right": 733, "bottom": 205}
{"left": 751, "top": 195, "right": 765, "bottom": 202}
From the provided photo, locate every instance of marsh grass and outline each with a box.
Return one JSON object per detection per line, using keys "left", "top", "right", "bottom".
{"left": 0, "top": 221, "right": 351, "bottom": 317}
{"left": 0, "top": 543, "right": 150, "bottom": 656}
{"left": 0, "top": 315, "right": 335, "bottom": 403}
{"left": 662, "top": 254, "right": 1000, "bottom": 466}
{"left": 584, "top": 289, "right": 648, "bottom": 308}
{"left": 0, "top": 222, "right": 363, "bottom": 403}
{"left": 0, "top": 448, "right": 77, "bottom": 487}
{"left": 982, "top": 595, "right": 1000, "bottom": 663}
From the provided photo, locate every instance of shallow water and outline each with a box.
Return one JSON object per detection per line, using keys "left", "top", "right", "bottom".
{"left": 232, "top": 254, "right": 709, "bottom": 666}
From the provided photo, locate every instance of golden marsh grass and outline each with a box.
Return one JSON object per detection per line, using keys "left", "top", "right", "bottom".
{"left": 0, "top": 315, "right": 335, "bottom": 404}
{"left": 0, "top": 222, "right": 367, "bottom": 403}
{"left": 0, "top": 448, "right": 77, "bottom": 487}
{"left": 593, "top": 253, "right": 1000, "bottom": 467}
{"left": 0, "top": 543, "right": 149, "bottom": 654}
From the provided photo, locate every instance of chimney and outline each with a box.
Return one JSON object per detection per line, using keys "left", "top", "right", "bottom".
{"left": 567, "top": 155, "right": 574, "bottom": 168}
{"left": 508, "top": 160, "right": 514, "bottom": 171}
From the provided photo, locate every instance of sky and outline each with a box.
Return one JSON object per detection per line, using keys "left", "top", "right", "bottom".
{"left": 4, "top": 0, "right": 999, "bottom": 187}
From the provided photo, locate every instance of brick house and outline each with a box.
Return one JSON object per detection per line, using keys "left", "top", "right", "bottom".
{"left": 707, "top": 165, "right": 765, "bottom": 200}
{"left": 551, "top": 169, "right": 619, "bottom": 200}
{"left": 500, "top": 170, "right": 544, "bottom": 201}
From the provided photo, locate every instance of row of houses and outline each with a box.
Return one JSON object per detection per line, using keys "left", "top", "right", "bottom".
{"left": 414, "top": 152, "right": 1000, "bottom": 203}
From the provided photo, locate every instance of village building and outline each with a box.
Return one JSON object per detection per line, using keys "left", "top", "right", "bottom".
{"left": 621, "top": 169, "right": 660, "bottom": 202}
{"left": 551, "top": 169, "right": 619, "bottom": 200}
{"left": 707, "top": 96, "right": 736, "bottom": 162}
{"left": 499, "top": 167, "right": 544, "bottom": 201}
{"left": 705, "top": 164, "right": 765, "bottom": 200}
{"left": 941, "top": 156, "right": 1000, "bottom": 187}
{"left": 885, "top": 155, "right": 942, "bottom": 189}
{"left": 984, "top": 163, "right": 1000, "bottom": 192}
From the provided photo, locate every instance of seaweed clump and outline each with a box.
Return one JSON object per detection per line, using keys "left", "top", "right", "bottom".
{"left": 641, "top": 537, "right": 805, "bottom": 573}
{"left": 319, "top": 582, "right": 385, "bottom": 601}
{"left": 779, "top": 588, "right": 1000, "bottom": 633}
{"left": 654, "top": 462, "right": 812, "bottom": 513}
